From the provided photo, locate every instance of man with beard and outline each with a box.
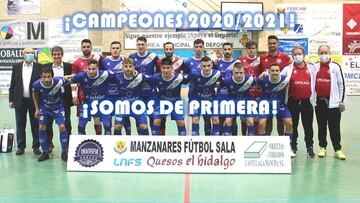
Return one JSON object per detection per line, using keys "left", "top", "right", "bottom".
{"left": 155, "top": 42, "right": 185, "bottom": 135}
{"left": 71, "top": 39, "right": 106, "bottom": 135}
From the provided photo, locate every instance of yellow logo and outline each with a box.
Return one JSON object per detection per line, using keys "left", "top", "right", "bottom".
{"left": 114, "top": 141, "right": 127, "bottom": 154}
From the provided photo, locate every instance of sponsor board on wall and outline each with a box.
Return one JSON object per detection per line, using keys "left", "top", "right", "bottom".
{"left": 342, "top": 56, "right": 360, "bottom": 95}
{"left": 0, "top": 48, "right": 24, "bottom": 68}
{"left": 343, "top": 4, "right": 360, "bottom": 55}
{"left": 0, "top": 20, "right": 48, "bottom": 48}
{"left": 67, "top": 135, "right": 291, "bottom": 173}
{"left": 276, "top": 4, "right": 342, "bottom": 55}
{"left": 48, "top": 20, "right": 89, "bottom": 48}
{"left": 0, "top": 71, "right": 12, "bottom": 94}
{"left": 7, "top": 0, "right": 40, "bottom": 15}
{"left": 279, "top": 38, "right": 308, "bottom": 56}
{"left": 124, "top": 31, "right": 252, "bottom": 50}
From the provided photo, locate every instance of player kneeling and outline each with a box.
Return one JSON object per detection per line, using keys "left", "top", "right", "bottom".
{"left": 151, "top": 58, "right": 187, "bottom": 135}
{"left": 32, "top": 67, "right": 72, "bottom": 162}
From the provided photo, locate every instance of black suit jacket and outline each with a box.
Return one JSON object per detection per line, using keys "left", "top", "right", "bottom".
{"left": 43, "top": 62, "right": 73, "bottom": 107}
{"left": 9, "top": 62, "right": 42, "bottom": 109}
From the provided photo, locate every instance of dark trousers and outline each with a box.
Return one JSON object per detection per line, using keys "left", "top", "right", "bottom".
{"left": 315, "top": 98, "right": 342, "bottom": 151}
{"left": 287, "top": 98, "right": 314, "bottom": 149}
{"left": 46, "top": 105, "right": 72, "bottom": 147}
{"left": 15, "top": 98, "right": 39, "bottom": 150}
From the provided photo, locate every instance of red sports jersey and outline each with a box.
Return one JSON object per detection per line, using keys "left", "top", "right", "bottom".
{"left": 315, "top": 62, "right": 331, "bottom": 98}
{"left": 156, "top": 55, "right": 185, "bottom": 73}
{"left": 259, "top": 51, "right": 291, "bottom": 72}
{"left": 288, "top": 63, "right": 312, "bottom": 100}
{"left": 238, "top": 55, "right": 262, "bottom": 98}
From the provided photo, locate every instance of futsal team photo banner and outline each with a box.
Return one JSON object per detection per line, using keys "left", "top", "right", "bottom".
{"left": 67, "top": 135, "right": 291, "bottom": 174}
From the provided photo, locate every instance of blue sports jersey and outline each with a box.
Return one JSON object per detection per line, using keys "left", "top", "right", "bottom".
{"left": 129, "top": 51, "right": 158, "bottom": 97}
{"left": 100, "top": 57, "right": 124, "bottom": 97}
{"left": 100, "top": 57, "right": 123, "bottom": 73}
{"left": 151, "top": 73, "right": 187, "bottom": 101}
{"left": 257, "top": 75, "right": 289, "bottom": 104}
{"left": 188, "top": 69, "right": 221, "bottom": 100}
{"left": 71, "top": 70, "right": 114, "bottom": 103}
{"left": 32, "top": 77, "right": 67, "bottom": 111}
{"left": 222, "top": 74, "right": 255, "bottom": 99}
{"left": 214, "top": 58, "right": 241, "bottom": 78}
{"left": 184, "top": 57, "right": 202, "bottom": 74}
{"left": 115, "top": 73, "right": 151, "bottom": 100}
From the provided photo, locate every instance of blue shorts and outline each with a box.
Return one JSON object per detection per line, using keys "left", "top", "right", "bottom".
{"left": 39, "top": 108, "right": 65, "bottom": 125}
{"left": 79, "top": 106, "right": 112, "bottom": 127}
{"left": 153, "top": 104, "right": 184, "bottom": 120}
{"left": 189, "top": 97, "right": 215, "bottom": 118}
{"left": 114, "top": 113, "right": 148, "bottom": 125}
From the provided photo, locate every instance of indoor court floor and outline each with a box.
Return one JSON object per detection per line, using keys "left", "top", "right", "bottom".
{"left": 1, "top": 95, "right": 360, "bottom": 203}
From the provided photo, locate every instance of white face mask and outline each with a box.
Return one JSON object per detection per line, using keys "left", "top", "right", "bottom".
{"left": 319, "top": 54, "right": 330, "bottom": 63}
{"left": 293, "top": 55, "right": 303, "bottom": 64}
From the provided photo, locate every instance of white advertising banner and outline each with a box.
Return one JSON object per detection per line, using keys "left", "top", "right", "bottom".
{"left": 7, "top": 0, "right": 40, "bottom": 15}
{"left": 0, "top": 20, "right": 48, "bottom": 48}
{"left": 342, "top": 56, "right": 360, "bottom": 95}
{"left": 67, "top": 135, "right": 291, "bottom": 174}
{"left": 48, "top": 20, "right": 89, "bottom": 48}
{"left": 275, "top": 4, "right": 343, "bottom": 55}
{"left": 0, "top": 70, "right": 12, "bottom": 94}
{"left": 124, "top": 31, "right": 252, "bottom": 50}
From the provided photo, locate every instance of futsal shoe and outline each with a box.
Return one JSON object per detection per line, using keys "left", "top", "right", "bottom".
{"left": 335, "top": 150, "right": 346, "bottom": 160}
{"left": 318, "top": 147, "right": 326, "bottom": 157}
{"left": 307, "top": 147, "right": 315, "bottom": 158}
{"left": 33, "top": 148, "right": 42, "bottom": 155}
{"left": 38, "top": 153, "right": 49, "bottom": 162}
{"left": 16, "top": 149, "right": 25, "bottom": 155}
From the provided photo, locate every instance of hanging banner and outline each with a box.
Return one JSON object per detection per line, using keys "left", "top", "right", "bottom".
{"left": 124, "top": 31, "right": 252, "bottom": 50}
{"left": 343, "top": 4, "right": 360, "bottom": 55}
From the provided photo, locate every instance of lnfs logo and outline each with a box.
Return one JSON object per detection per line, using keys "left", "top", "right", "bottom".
{"left": 114, "top": 140, "right": 141, "bottom": 167}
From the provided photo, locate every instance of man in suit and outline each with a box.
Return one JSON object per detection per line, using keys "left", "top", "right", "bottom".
{"left": 44, "top": 46, "right": 73, "bottom": 153}
{"left": 9, "top": 47, "right": 41, "bottom": 155}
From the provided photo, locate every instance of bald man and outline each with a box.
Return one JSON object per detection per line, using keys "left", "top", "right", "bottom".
{"left": 9, "top": 47, "right": 42, "bottom": 155}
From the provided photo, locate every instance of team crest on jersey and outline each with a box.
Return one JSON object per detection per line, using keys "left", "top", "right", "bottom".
{"left": 276, "top": 58, "right": 282, "bottom": 64}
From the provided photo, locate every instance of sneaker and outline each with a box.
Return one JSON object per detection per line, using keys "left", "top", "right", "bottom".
{"left": 318, "top": 147, "right": 326, "bottom": 157}
{"left": 61, "top": 152, "right": 68, "bottom": 162}
{"left": 48, "top": 144, "right": 54, "bottom": 154}
{"left": 307, "top": 147, "right": 315, "bottom": 158}
{"left": 33, "top": 148, "right": 42, "bottom": 155}
{"left": 38, "top": 153, "right": 49, "bottom": 162}
{"left": 335, "top": 150, "right": 346, "bottom": 160}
